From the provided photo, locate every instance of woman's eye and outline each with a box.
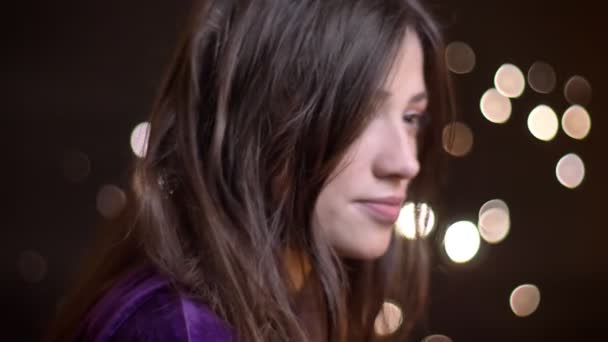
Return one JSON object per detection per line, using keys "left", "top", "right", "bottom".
{"left": 403, "top": 112, "right": 430, "bottom": 130}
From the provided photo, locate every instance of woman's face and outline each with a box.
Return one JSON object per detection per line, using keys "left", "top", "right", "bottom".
{"left": 312, "top": 29, "right": 428, "bottom": 260}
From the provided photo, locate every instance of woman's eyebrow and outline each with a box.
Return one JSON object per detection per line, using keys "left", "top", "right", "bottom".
{"left": 375, "top": 89, "right": 428, "bottom": 104}
{"left": 408, "top": 91, "right": 428, "bottom": 105}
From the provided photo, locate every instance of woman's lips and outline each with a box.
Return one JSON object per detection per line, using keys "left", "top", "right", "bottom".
{"left": 357, "top": 201, "right": 402, "bottom": 224}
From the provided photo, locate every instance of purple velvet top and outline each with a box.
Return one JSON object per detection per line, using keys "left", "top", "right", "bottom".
{"left": 76, "top": 266, "right": 234, "bottom": 341}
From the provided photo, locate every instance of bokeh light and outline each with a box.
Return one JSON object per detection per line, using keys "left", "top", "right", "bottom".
{"left": 494, "top": 63, "right": 526, "bottom": 98}
{"left": 395, "top": 202, "right": 436, "bottom": 240}
{"left": 442, "top": 121, "right": 474, "bottom": 157}
{"left": 564, "top": 75, "right": 592, "bottom": 106}
{"left": 527, "top": 61, "right": 557, "bottom": 94}
{"left": 527, "top": 105, "right": 559, "bottom": 141}
{"left": 18, "top": 250, "right": 48, "bottom": 283}
{"left": 130, "top": 121, "right": 151, "bottom": 158}
{"left": 444, "top": 221, "right": 480, "bottom": 263}
{"left": 374, "top": 301, "right": 403, "bottom": 336}
{"left": 480, "top": 88, "right": 512, "bottom": 124}
{"left": 96, "top": 184, "right": 127, "bottom": 219}
{"left": 62, "top": 150, "right": 91, "bottom": 183}
{"left": 422, "top": 334, "right": 453, "bottom": 342}
{"left": 479, "top": 199, "right": 509, "bottom": 218}
{"left": 445, "top": 41, "right": 476, "bottom": 74}
{"left": 478, "top": 199, "right": 510, "bottom": 244}
{"left": 556, "top": 153, "right": 585, "bottom": 189}
{"left": 510, "top": 284, "right": 541, "bottom": 317}
{"left": 562, "top": 105, "right": 591, "bottom": 140}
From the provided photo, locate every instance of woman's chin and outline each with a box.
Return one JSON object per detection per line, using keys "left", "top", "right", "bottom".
{"left": 336, "top": 233, "right": 393, "bottom": 260}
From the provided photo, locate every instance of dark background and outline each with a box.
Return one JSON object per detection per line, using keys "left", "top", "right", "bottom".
{"left": 2, "top": 0, "right": 606, "bottom": 340}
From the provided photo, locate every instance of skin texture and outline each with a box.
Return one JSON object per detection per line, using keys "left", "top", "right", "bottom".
{"left": 312, "top": 29, "right": 428, "bottom": 260}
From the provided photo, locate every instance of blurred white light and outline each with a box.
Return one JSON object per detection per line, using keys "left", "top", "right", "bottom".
{"left": 527, "top": 61, "right": 557, "bottom": 94}
{"left": 422, "top": 334, "right": 453, "bottom": 342}
{"left": 130, "top": 122, "right": 151, "bottom": 158}
{"left": 444, "top": 221, "right": 480, "bottom": 263}
{"left": 494, "top": 64, "right": 526, "bottom": 98}
{"left": 510, "top": 284, "right": 541, "bottom": 317}
{"left": 556, "top": 153, "right": 585, "bottom": 189}
{"left": 479, "top": 208, "right": 510, "bottom": 244}
{"left": 374, "top": 301, "right": 403, "bottom": 336}
{"left": 479, "top": 199, "right": 509, "bottom": 217}
{"left": 97, "top": 184, "right": 127, "bottom": 219}
{"left": 442, "top": 122, "right": 474, "bottom": 157}
{"left": 395, "top": 202, "right": 436, "bottom": 240}
{"left": 445, "top": 41, "right": 476, "bottom": 74}
{"left": 480, "top": 88, "right": 512, "bottom": 124}
{"left": 18, "top": 250, "right": 48, "bottom": 283}
{"left": 527, "top": 105, "right": 559, "bottom": 141}
{"left": 564, "top": 75, "right": 592, "bottom": 106}
{"left": 478, "top": 199, "right": 510, "bottom": 244}
{"left": 562, "top": 105, "right": 591, "bottom": 140}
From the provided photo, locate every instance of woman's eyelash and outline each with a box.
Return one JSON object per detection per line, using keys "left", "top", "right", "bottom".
{"left": 403, "top": 112, "right": 430, "bottom": 129}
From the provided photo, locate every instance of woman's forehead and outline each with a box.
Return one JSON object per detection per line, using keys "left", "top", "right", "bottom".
{"left": 380, "top": 30, "right": 428, "bottom": 108}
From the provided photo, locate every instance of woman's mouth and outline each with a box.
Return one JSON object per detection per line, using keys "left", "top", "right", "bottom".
{"left": 356, "top": 201, "right": 402, "bottom": 224}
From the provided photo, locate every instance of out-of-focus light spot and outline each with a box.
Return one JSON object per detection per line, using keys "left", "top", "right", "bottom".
{"left": 130, "top": 122, "right": 150, "bottom": 158}
{"left": 18, "top": 250, "right": 48, "bottom": 283}
{"left": 445, "top": 41, "right": 476, "bottom": 74}
{"left": 510, "top": 284, "right": 541, "bottom": 317}
{"left": 527, "top": 105, "right": 559, "bottom": 141}
{"left": 479, "top": 208, "right": 510, "bottom": 244}
{"left": 527, "top": 61, "right": 557, "bottom": 94}
{"left": 478, "top": 199, "right": 510, "bottom": 244}
{"left": 97, "top": 184, "right": 127, "bottom": 219}
{"left": 556, "top": 153, "right": 585, "bottom": 189}
{"left": 479, "top": 199, "right": 509, "bottom": 218}
{"left": 442, "top": 122, "right": 474, "bottom": 157}
{"left": 564, "top": 75, "right": 592, "bottom": 106}
{"left": 480, "top": 88, "right": 512, "bottom": 124}
{"left": 444, "top": 221, "right": 480, "bottom": 263}
{"left": 395, "top": 202, "right": 436, "bottom": 240}
{"left": 62, "top": 150, "right": 91, "bottom": 183}
{"left": 562, "top": 105, "right": 591, "bottom": 140}
{"left": 374, "top": 301, "right": 403, "bottom": 336}
{"left": 494, "top": 64, "right": 526, "bottom": 98}
{"left": 422, "top": 334, "right": 453, "bottom": 342}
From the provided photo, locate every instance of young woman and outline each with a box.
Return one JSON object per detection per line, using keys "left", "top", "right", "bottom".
{"left": 47, "top": 0, "right": 453, "bottom": 340}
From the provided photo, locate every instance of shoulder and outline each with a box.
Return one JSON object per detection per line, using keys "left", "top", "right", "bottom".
{"left": 77, "top": 266, "right": 233, "bottom": 342}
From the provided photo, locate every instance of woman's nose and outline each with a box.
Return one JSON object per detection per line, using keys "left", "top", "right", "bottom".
{"left": 373, "top": 125, "right": 420, "bottom": 181}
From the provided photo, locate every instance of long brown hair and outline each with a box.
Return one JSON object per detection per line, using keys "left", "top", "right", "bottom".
{"left": 47, "top": 0, "right": 453, "bottom": 341}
